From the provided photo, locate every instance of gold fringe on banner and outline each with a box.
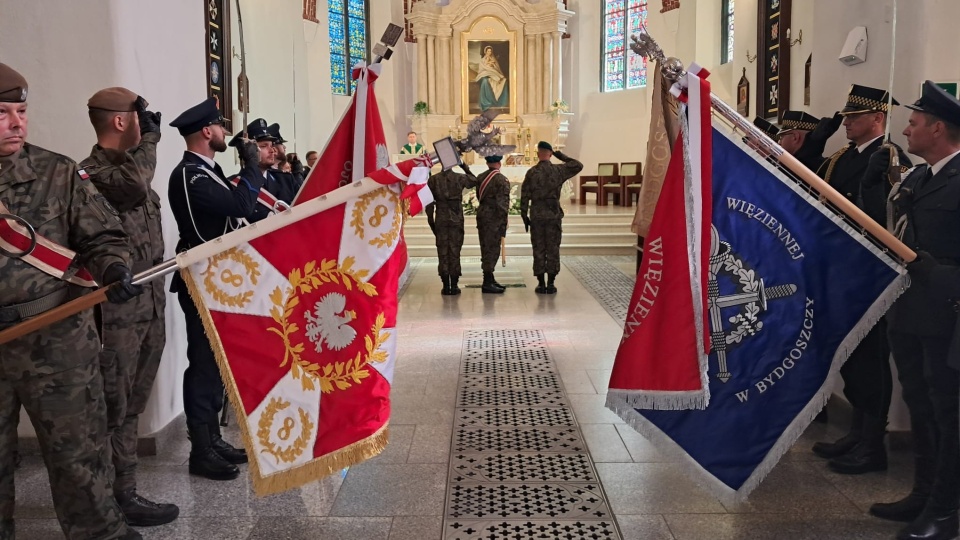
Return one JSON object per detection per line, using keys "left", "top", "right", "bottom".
{"left": 182, "top": 267, "right": 390, "bottom": 497}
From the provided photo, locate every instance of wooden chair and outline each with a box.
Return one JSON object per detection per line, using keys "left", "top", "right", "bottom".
{"left": 598, "top": 162, "right": 622, "bottom": 206}
{"left": 620, "top": 161, "right": 643, "bottom": 207}
{"left": 578, "top": 174, "right": 603, "bottom": 205}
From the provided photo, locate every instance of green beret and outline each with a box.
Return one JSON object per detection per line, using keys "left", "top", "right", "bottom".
{"left": 537, "top": 141, "right": 553, "bottom": 151}
{"left": 485, "top": 155, "right": 502, "bottom": 163}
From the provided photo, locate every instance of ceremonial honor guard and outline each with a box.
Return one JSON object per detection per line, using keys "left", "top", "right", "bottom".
{"left": 80, "top": 87, "right": 179, "bottom": 526}
{"left": 0, "top": 63, "right": 143, "bottom": 540}
{"left": 228, "top": 118, "right": 298, "bottom": 223}
{"left": 167, "top": 98, "right": 260, "bottom": 481}
{"left": 812, "top": 85, "right": 911, "bottom": 476}
{"left": 425, "top": 163, "right": 478, "bottom": 295}
{"left": 872, "top": 81, "right": 960, "bottom": 540}
{"left": 475, "top": 155, "right": 510, "bottom": 293}
{"left": 520, "top": 141, "right": 583, "bottom": 294}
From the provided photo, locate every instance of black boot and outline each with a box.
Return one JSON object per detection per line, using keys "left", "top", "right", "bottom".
{"left": 440, "top": 275, "right": 453, "bottom": 295}
{"left": 188, "top": 424, "right": 240, "bottom": 480}
{"left": 116, "top": 489, "right": 180, "bottom": 527}
{"left": 813, "top": 408, "right": 863, "bottom": 459}
{"left": 449, "top": 275, "right": 461, "bottom": 295}
{"left": 828, "top": 413, "right": 887, "bottom": 474}
{"left": 210, "top": 423, "right": 248, "bottom": 464}
{"left": 117, "top": 529, "right": 143, "bottom": 540}
{"left": 871, "top": 422, "right": 938, "bottom": 522}
{"left": 482, "top": 272, "right": 505, "bottom": 294}
{"left": 535, "top": 274, "right": 547, "bottom": 294}
{"left": 895, "top": 510, "right": 958, "bottom": 540}
{"left": 546, "top": 273, "right": 557, "bottom": 294}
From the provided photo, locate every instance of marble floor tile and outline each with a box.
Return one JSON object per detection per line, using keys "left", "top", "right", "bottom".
{"left": 388, "top": 516, "right": 443, "bottom": 540}
{"left": 663, "top": 512, "right": 902, "bottom": 540}
{"left": 407, "top": 423, "right": 453, "bottom": 464}
{"left": 581, "top": 423, "right": 633, "bottom": 463}
{"left": 329, "top": 463, "right": 446, "bottom": 517}
{"left": 596, "top": 462, "right": 727, "bottom": 514}
{"left": 614, "top": 424, "right": 677, "bottom": 463}
{"left": 615, "top": 515, "right": 676, "bottom": 540}
{"left": 247, "top": 517, "right": 392, "bottom": 540}
{"left": 568, "top": 393, "right": 627, "bottom": 424}
{"left": 140, "top": 517, "right": 258, "bottom": 540}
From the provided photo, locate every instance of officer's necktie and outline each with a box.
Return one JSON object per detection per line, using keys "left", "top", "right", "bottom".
{"left": 917, "top": 165, "right": 934, "bottom": 190}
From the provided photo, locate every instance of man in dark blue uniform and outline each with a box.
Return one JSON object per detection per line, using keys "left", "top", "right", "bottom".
{"left": 167, "top": 98, "right": 261, "bottom": 481}
{"left": 870, "top": 81, "right": 960, "bottom": 540}
{"left": 268, "top": 122, "right": 306, "bottom": 189}
{"left": 227, "top": 118, "right": 297, "bottom": 222}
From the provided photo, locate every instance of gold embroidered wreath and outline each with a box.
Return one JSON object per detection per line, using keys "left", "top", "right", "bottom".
{"left": 256, "top": 397, "right": 315, "bottom": 464}
{"left": 349, "top": 187, "right": 401, "bottom": 249}
{"left": 201, "top": 248, "right": 261, "bottom": 308}
{"left": 267, "top": 257, "right": 390, "bottom": 393}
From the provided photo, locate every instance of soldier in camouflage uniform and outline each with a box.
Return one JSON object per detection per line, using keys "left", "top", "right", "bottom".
{"left": 0, "top": 63, "right": 143, "bottom": 540}
{"left": 425, "top": 164, "right": 477, "bottom": 295}
{"left": 520, "top": 141, "right": 583, "bottom": 294}
{"left": 475, "top": 155, "right": 510, "bottom": 294}
{"left": 80, "top": 88, "right": 179, "bottom": 527}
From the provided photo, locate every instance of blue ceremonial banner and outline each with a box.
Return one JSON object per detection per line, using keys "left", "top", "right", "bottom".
{"left": 613, "top": 126, "right": 907, "bottom": 499}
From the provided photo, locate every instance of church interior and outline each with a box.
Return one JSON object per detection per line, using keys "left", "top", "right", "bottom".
{"left": 2, "top": 0, "right": 960, "bottom": 538}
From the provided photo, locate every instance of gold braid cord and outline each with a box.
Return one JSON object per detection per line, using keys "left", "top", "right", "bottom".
{"left": 822, "top": 145, "right": 850, "bottom": 185}
{"left": 268, "top": 257, "right": 389, "bottom": 393}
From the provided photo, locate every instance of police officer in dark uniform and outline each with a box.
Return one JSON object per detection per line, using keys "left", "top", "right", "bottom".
{"left": 520, "top": 141, "right": 583, "bottom": 294}
{"left": 425, "top": 163, "right": 478, "bottom": 294}
{"left": 870, "top": 81, "right": 960, "bottom": 540}
{"left": 168, "top": 98, "right": 261, "bottom": 481}
{"left": 268, "top": 122, "right": 306, "bottom": 189}
{"left": 811, "top": 85, "right": 912, "bottom": 476}
{"left": 777, "top": 110, "right": 843, "bottom": 172}
{"left": 228, "top": 118, "right": 298, "bottom": 223}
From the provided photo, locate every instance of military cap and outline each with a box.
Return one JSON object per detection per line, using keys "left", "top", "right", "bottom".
{"left": 840, "top": 84, "right": 898, "bottom": 116}
{"left": 906, "top": 80, "right": 960, "bottom": 128}
{"left": 268, "top": 123, "right": 288, "bottom": 144}
{"left": 537, "top": 141, "right": 553, "bottom": 151}
{"left": 88, "top": 87, "right": 141, "bottom": 112}
{"left": 169, "top": 97, "right": 224, "bottom": 136}
{"left": 753, "top": 117, "right": 780, "bottom": 139}
{"left": 0, "top": 63, "right": 28, "bottom": 103}
{"left": 778, "top": 111, "right": 819, "bottom": 134}
{"left": 485, "top": 155, "right": 503, "bottom": 163}
{"left": 228, "top": 118, "right": 275, "bottom": 148}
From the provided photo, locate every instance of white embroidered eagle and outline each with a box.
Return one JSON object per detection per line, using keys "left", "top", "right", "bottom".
{"left": 304, "top": 293, "right": 357, "bottom": 353}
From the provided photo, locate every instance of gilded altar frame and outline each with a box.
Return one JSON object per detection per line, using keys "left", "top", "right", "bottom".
{"left": 460, "top": 16, "right": 517, "bottom": 122}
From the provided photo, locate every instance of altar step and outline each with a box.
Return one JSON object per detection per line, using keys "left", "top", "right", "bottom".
{"left": 404, "top": 212, "right": 637, "bottom": 257}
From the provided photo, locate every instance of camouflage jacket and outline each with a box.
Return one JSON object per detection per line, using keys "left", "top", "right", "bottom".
{"left": 426, "top": 169, "right": 478, "bottom": 225}
{"left": 520, "top": 155, "right": 583, "bottom": 221}
{"left": 0, "top": 143, "right": 129, "bottom": 307}
{"left": 80, "top": 132, "right": 165, "bottom": 323}
{"left": 475, "top": 169, "right": 510, "bottom": 230}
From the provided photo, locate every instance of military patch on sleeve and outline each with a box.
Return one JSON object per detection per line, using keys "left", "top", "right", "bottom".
{"left": 77, "top": 168, "right": 90, "bottom": 181}
{"left": 94, "top": 192, "right": 120, "bottom": 216}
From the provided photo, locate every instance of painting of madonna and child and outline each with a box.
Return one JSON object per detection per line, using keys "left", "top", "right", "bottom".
{"left": 466, "top": 40, "right": 511, "bottom": 116}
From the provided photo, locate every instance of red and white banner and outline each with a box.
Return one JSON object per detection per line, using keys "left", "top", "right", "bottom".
{"left": 607, "top": 66, "right": 713, "bottom": 410}
{"left": 181, "top": 62, "right": 431, "bottom": 495}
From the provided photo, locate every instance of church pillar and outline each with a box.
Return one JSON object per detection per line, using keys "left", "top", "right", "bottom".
{"left": 438, "top": 35, "right": 451, "bottom": 114}
{"left": 551, "top": 31, "right": 561, "bottom": 106}
{"left": 525, "top": 34, "right": 536, "bottom": 114}
{"left": 416, "top": 33, "right": 428, "bottom": 104}
{"left": 541, "top": 33, "right": 552, "bottom": 111}
{"left": 425, "top": 34, "right": 437, "bottom": 111}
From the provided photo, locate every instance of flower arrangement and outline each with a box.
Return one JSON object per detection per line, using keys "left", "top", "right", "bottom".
{"left": 462, "top": 184, "right": 524, "bottom": 216}
{"left": 548, "top": 99, "right": 569, "bottom": 118}
{"left": 413, "top": 101, "right": 430, "bottom": 117}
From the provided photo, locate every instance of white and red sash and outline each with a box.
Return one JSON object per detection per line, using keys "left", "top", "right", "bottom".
{"left": 0, "top": 197, "right": 98, "bottom": 288}
{"left": 228, "top": 174, "right": 283, "bottom": 213}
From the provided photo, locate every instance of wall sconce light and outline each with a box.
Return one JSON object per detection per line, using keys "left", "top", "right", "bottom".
{"left": 787, "top": 28, "right": 803, "bottom": 47}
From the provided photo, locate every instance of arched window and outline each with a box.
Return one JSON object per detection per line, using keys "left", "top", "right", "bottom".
{"left": 721, "top": 0, "right": 735, "bottom": 65}
{"left": 329, "top": 0, "right": 369, "bottom": 95}
{"left": 602, "top": 0, "right": 648, "bottom": 92}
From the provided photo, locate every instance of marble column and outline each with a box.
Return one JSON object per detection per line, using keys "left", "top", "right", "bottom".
{"left": 416, "top": 33, "right": 428, "bottom": 104}
{"left": 525, "top": 35, "right": 535, "bottom": 114}
{"left": 542, "top": 33, "right": 552, "bottom": 111}
{"left": 551, "top": 32, "right": 561, "bottom": 106}
{"left": 438, "top": 36, "right": 451, "bottom": 114}
{"left": 534, "top": 35, "right": 543, "bottom": 113}
{"left": 426, "top": 35, "right": 437, "bottom": 111}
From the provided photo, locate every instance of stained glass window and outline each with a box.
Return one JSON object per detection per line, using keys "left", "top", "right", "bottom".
{"left": 721, "top": 0, "right": 735, "bottom": 65}
{"left": 329, "top": 0, "right": 368, "bottom": 95}
{"left": 603, "top": 0, "right": 647, "bottom": 92}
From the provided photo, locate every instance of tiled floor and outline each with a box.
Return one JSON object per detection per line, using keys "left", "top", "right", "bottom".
{"left": 12, "top": 256, "right": 911, "bottom": 539}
